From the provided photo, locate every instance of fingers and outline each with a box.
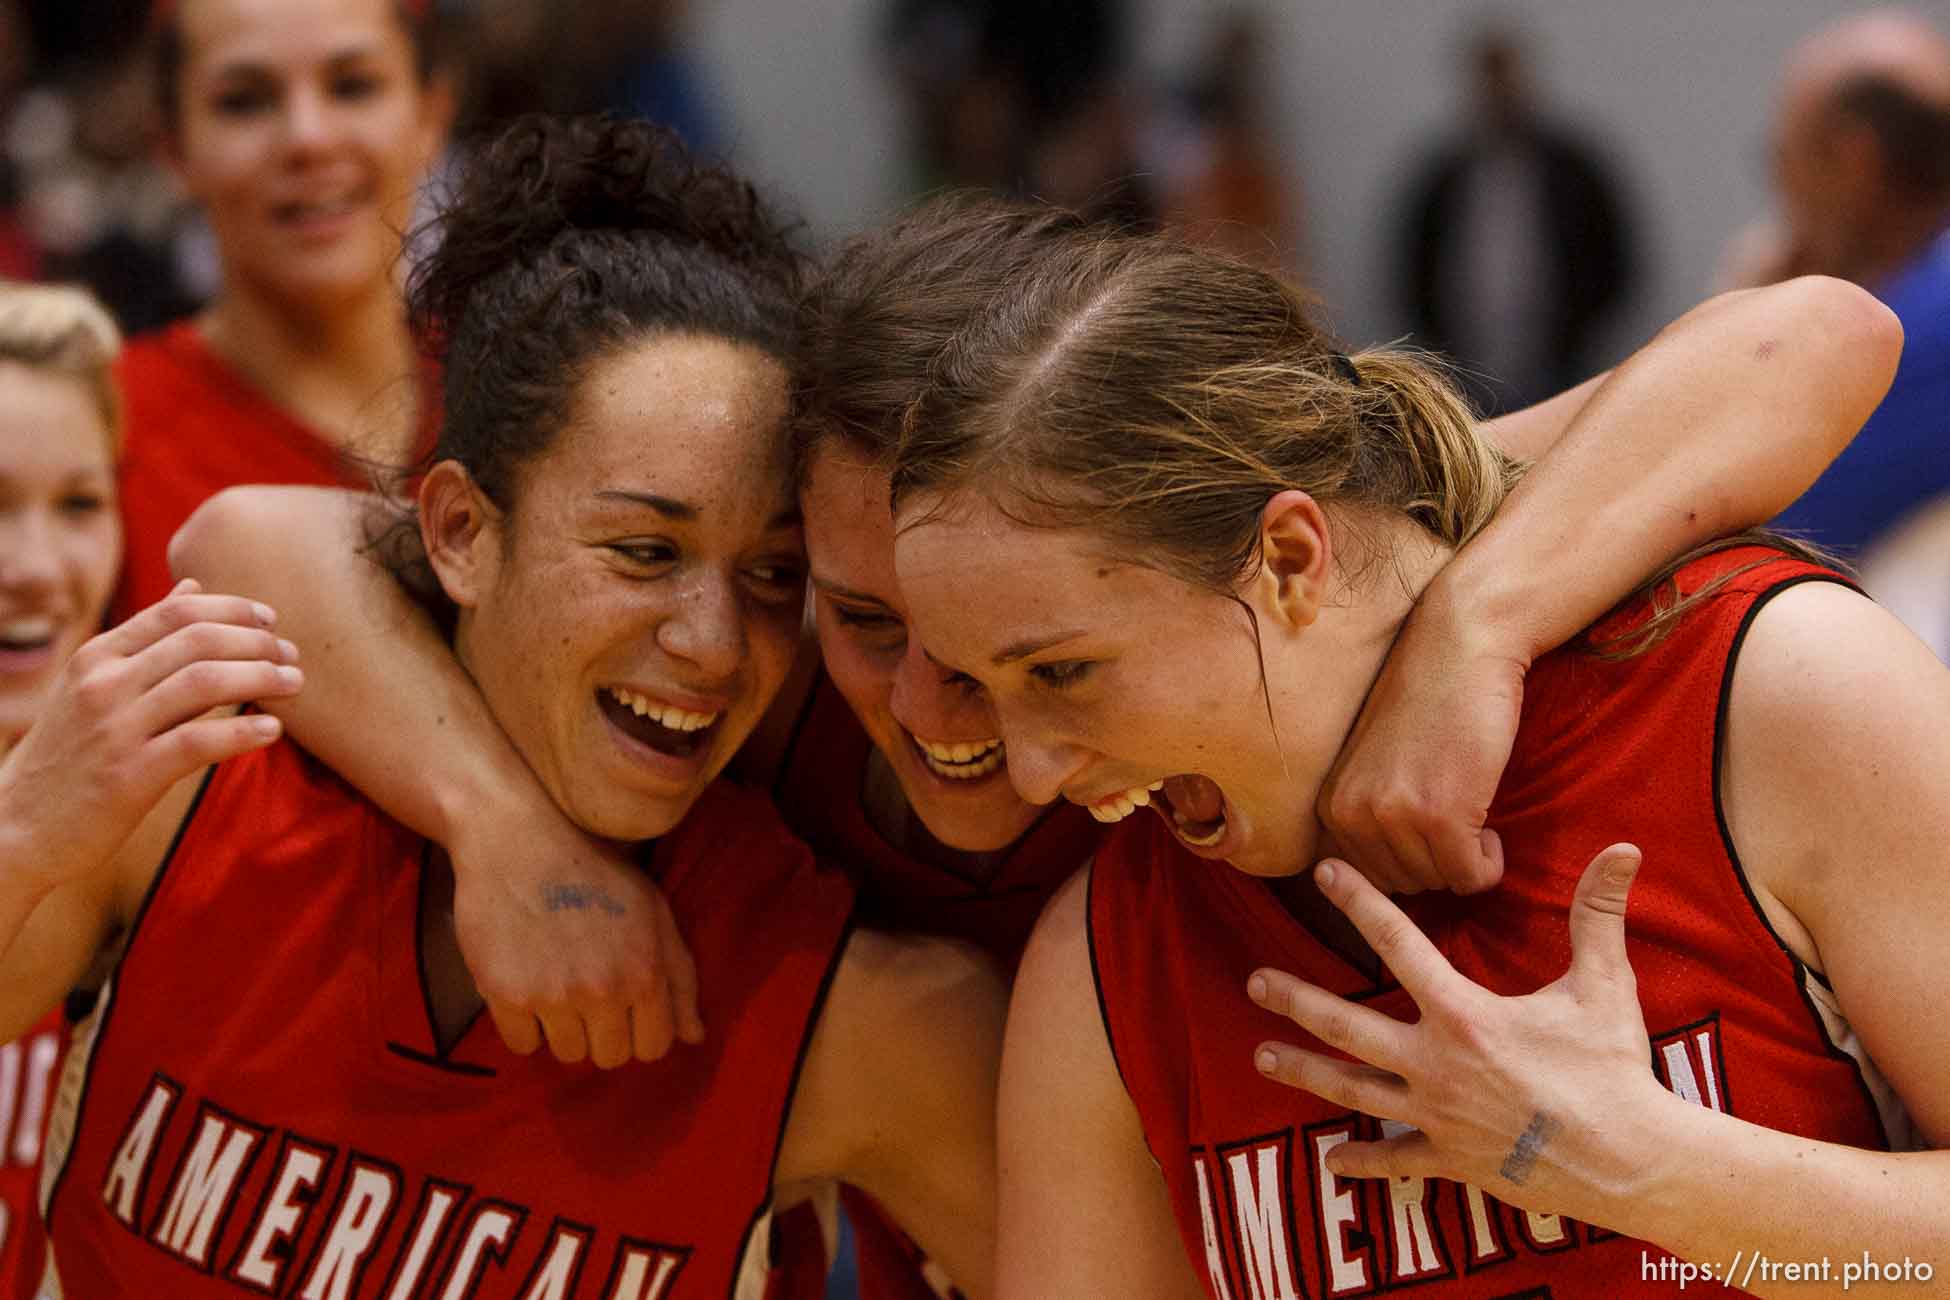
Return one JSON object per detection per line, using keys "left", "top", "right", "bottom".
{"left": 1321, "top": 1129, "right": 1438, "bottom": 1182}
{"left": 1247, "top": 967, "right": 1411, "bottom": 1071}
{"left": 585, "top": 1004, "right": 636, "bottom": 1071}
{"left": 1313, "top": 860, "right": 1459, "bottom": 1000}
{"left": 1429, "top": 821, "right": 1504, "bottom": 895}
{"left": 1567, "top": 843, "right": 1642, "bottom": 991}
{"left": 536, "top": 1006, "right": 590, "bottom": 1066}
{"left": 630, "top": 1000, "right": 676, "bottom": 1065}
{"left": 488, "top": 1004, "right": 544, "bottom": 1057}
{"left": 138, "top": 660, "right": 304, "bottom": 736}
{"left": 142, "top": 712, "right": 284, "bottom": 780}
{"left": 127, "top": 618, "right": 298, "bottom": 693}
{"left": 1252, "top": 1041, "right": 1413, "bottom": 1122}
{"left": 97, "top": 581, "right": 279, "bottom": 658}
{"left": 654, "top": 899, "right": 705, "bottom": 1047}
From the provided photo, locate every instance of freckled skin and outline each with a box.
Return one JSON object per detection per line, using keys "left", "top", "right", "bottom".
{"left": 803, "top": 448, "right": 1045, "bottom": 853}
{"left": 450, "top": 336, "right": 805, "bottom": 844}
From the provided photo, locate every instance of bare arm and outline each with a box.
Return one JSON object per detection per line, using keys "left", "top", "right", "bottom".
{"left": 0, "top": 586, "right": 297, "bottom": 1037}
{"left": 170, "top": 486, "right": 703, "bottom": 1066}
{"left": 1322, "top": 276, "right": 1902, "bottom": 893}
{"left": 779, "top": 929, "right": 1010, "bottom": 1300}
{"left": 994, "top": 872, "right": 1206, "bottom": 1299}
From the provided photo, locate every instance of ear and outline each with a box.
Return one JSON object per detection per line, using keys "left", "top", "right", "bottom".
{"left": 1245, "top": 489, "right": 1332, "bottom": 633}
{"left": 418, "top": 460, "right": 502, "bottom": 611}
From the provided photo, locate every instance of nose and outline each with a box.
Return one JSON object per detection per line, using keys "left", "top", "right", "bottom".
{"left": 281, "top": 84, "right": 337, "bottom": 157}
{"left": 0, "top": 509, "right": 61, "bottom": 597}
{"left": 992, "top": 703, "right": 1090, "bottom": 807}
{"left": 655, "top": 572, "right": 747, "bottom": 683}
{"left": 887, "top": 638, "right": 989, "bottom": 740}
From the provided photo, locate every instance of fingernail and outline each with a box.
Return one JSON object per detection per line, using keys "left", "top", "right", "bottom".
{"left": 276, "top": 665, "right": 303, "bottom": 689}
{"left": 253, "top": 602, "right": 276, "bottom": 627}
{"left": 250, "top": 715, "right": 281, "bottom": 739}
{"left": 277, "top": 638, "right": 299, "bottom": 663}
{"left": 1255, "top": 1047, "right": 1279, "bottom": 1075}
{"left": 1247, "top": 973, "right": 1269, "bottom": 1003}
{"left": 1316, "top": 861, "right": 1337, "bottom": 889}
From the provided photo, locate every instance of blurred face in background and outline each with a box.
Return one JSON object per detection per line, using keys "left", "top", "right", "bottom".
{"left": 0, "top": 364, "right": 121, "bottom": 745}
{"left": 166, "top": 0, "right": 449, "bottom": 312}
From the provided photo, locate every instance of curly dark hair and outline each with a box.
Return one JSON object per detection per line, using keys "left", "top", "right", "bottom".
{"left": 410, "top": 113, "right": 803, "bottom": 509}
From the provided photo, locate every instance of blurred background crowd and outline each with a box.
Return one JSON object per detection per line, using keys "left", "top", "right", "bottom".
{"left": 0, "top": 0, "right": 1946, "bottom": 603}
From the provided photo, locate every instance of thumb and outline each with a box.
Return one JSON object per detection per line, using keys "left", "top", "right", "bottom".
{"left": 1566, "top": 843, "right": 1641, "bottom": 990}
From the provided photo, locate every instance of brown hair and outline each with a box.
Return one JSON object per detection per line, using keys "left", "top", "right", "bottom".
{"left": 153, "top": 0, "right": 440, "bottom": 129}
{"left": 887, "top": 225, "right": 1520, "bottom": 599}
{"left": 794, "top": 193, "right": 1091, "bottom": 479}
{"left": 0, "top": 282, "right": 124, "bottom": 453}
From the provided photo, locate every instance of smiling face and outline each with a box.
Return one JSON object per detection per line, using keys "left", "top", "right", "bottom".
{"left": 802, "top": 445, "right": 1045, "bottom": 852}
{"left": 431, "top": 335, "right": 803, "bottom": 843}
{"left": 0, "top": 364, "right": 121, "bottom": 746}
{"left": 168, "top": 0, "right": 444, "bottom": 310}
{"left": 893, "top": 492, "right": 1401, "bottom": 878}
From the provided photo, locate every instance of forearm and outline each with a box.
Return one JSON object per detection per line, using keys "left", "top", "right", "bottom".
{"left": 170, "top": 487, "right": 546, "bottom": 848}
{"left": 1431, "top": 275, "right": 1901, "bottom": 664}
{"left": 1611, "top": 1095, "right": 1947, "bottom": 1297}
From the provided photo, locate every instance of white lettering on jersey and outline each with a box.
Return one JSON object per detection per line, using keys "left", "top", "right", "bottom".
{"left": 1456, "top": 1183, "right": 1510, "bottom": 1265}
{"left": 1310, "top": 1126, "right": 1368, "bottom": 1296}
{"left": 151, "top": 1109, "right": 264, "bottom": 1267}
{"left": 1191, "top": 1152, "right": 1237, "bottom": 1300}
{"left": 440, "top": 1200, "right": 523, "bottom": 1299}
{"left": 1375, "top": 1121, "right": 1446, "bottom": 1283}
{"left": 14, "top": 1033, "right": 57, "bottom": 1166}
{"left": 517, "top": 1222, "right": 594, "bottom": 1300}
{"left": 605, "top": 1240, "right": 689, "bottom": 1300}
{"left": 231, "top": 1139, "right": 331, "bottom": 1289}
{"left": 1517, "top": 1209, "right": 1569, "bottom": 1252}
{"left": 1225, "top": 1141, "right": 1302, "bottom": 1300}
{"left": 1653, "top": 1017, "right": 1728, "bottom": 1114}
{"left": 298, "top": 1158, "right": 400, "bottom": 1300}
{"left": 383, "top": 1181, "right": 465, "bottom": 1300}
{"left": 101, "top": 1076, "right": 180, "bottom": 1230}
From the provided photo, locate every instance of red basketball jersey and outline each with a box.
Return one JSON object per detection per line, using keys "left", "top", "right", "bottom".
{"left": 41, "top": 740, "right": 854, "bottom": 1299}
{"left": 1091, "top": 547, "right": 1904, "bottom": 1299}
{"left": 110, "top": 322, "right": 438, "bottom": 623}
{"left": 770, "top": 677, "right": 1104, "bottom": 1300}
{"left": 0, "top": 1006, "right": 62, "bottom": 1296}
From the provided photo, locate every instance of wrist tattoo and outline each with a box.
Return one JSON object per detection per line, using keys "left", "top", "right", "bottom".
{"left": 1498, "top": 1112, "right": 1562, "bottom": 1186}
{"left": 541, "top": 884, "right": 627, "bottom": 917}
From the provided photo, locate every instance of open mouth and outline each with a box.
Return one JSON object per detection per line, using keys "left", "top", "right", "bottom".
{"left": 600, "top": 686, "right": 723, "bottom": 760}
{"left": 272, "top": 187, "right": 372, "bottom": 231}
{"left": 1078, "top": 773, "right": 1230, "bottom": 848}
{"left": 909, "top": 733, "right": 1005, "bottom": 781}
{"left": 0, "top": 617, "right": 58, "bottom": 669}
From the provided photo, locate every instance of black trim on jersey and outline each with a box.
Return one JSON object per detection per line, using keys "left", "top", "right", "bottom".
{"left": 383, "top": 1043, "right": 496, "bottom": 1078}
{"left": 412, "top": 844, "right": 490, "bottom": 1063}
{"left": 734, "top": 904, "right": 860, "bottom": 1300}
{"left": 1710, "top": 572, "right": 1894, "bottom": 1145}
{"left": 1082, "top": 860, "right": 1138, "bottom": 1102}
{"left": 43, "top": 764, "right": 218, "bottom": 1224}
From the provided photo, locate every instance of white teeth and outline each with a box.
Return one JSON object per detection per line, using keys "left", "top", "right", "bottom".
{"left": 912, "top": 734, "right": 1005, "bottom": 780}
{"left": 0, "top": 616, "right": 56, "bottom": 648}
{"left": 606, "top": 687, "right": 721, "bottom": 732}
{"left": 1087, "top": 782, "right": 1159, "bottom": 824}
{"left": 1171, "top": 809, "right": 1227, "bottom": 847}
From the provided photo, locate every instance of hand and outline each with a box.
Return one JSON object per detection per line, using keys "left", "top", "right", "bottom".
{"left": 0, "top": 580, "right": 300, "bottom": 894}
{"left": 449, "top": 806, "right": 704, "bottom": 1069}
{"left": 1247, "top": 845, "right": 1675, "bottom": 1226}
{"left": 1317, "top": 594, "right": 1525, "bottom": 894}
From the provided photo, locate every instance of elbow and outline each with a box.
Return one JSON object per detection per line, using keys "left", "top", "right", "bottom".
{"left": 168, "top": 485, "right": 280, "bottom": 586}
{"left": 1778, "top": 274, "right": 1904, "bottom": 417}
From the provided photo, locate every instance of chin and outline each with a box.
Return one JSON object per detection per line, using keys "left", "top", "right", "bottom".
{"left": 910, "top": 795, "right": 1045, "bottom": 854}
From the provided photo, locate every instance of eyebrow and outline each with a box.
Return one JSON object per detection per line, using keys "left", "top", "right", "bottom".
{"left": 594, "top": 490, "right": 800, "bottom": 530}
{"left": 810, "top": 577, "right": 891, "bottom": 606}
{"left": 992, "top": 630, "right": 1088, "bottom": 666}
{"left": 210, "top": 44, "right": 387, "bottom": 79}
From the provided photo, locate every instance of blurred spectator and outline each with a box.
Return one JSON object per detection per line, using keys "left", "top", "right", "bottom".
{"left": 1397, "top": 24, "right": 1636, "bottom": 413}
{"left": 883, "top": 0, "right": 1153, "bottom": 223}
{"left": 1722, "top": 9, "right": 1950, "bottom": 558}
{"left": 1149, "top": 7, "right": 1296, "bottom": 265}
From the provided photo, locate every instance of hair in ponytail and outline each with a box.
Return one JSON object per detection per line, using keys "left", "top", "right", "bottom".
{"left": 888, "top": 224, "right": 1520, "bottom": 599}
